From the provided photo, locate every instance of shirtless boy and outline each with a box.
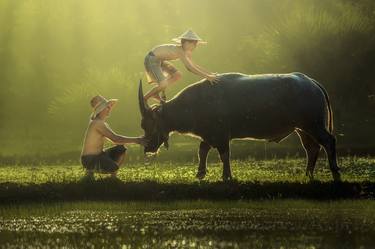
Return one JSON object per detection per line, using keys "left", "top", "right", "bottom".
{"left": 81, "top": 95, "right": 147, "bottom": 178}
{"left": 144, "top": 29, "right": 220, "bottom": 102}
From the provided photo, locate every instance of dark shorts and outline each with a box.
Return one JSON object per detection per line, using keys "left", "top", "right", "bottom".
{"left": 81, "top": 145, "right": 127, "bottom": 173}
{"left": 144, "top": 52, "right": 178, "bottom": 84}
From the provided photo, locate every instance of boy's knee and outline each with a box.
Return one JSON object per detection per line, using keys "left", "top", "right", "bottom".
{"left": 120, "top": 145, "right": 127, "bottom": 154}
{"left": 115, "top": 145, "right": 127, "bottom": 154}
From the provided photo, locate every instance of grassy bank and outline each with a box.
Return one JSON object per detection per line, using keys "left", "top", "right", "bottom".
{"left": 0, "top": 157, "right": 373, "bottom": 202}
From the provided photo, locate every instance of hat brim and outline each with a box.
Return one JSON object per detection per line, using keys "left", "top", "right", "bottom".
{"left": 171, "top": 38, "right": 207, "bottom": 44}
{"left": 107, "top": 99, "right": 118, "bottom": 107}
{"left": 91, "top": 99, "right": 118, "bottom": 119}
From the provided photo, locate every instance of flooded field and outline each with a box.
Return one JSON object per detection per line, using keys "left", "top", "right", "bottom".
{"left": 0, "top": 157, "right": 374, "bottom": 248}
{"left": 0, "top": 200, "right": 374, "bottom": 248}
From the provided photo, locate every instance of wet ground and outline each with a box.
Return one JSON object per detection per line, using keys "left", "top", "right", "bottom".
{"left": 0, "top": 200, "right": 374, "bottom": 248}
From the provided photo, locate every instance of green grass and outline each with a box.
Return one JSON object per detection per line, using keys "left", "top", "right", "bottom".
{"left": 1, "top": 157, "right": 374, "bottom": 184}
{"left": 0, "top": 157, "right": 374, "bottom": 202}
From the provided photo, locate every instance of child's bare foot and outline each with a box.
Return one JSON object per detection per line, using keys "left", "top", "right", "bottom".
{"left": 149, "top": 94, "right": 166, "bottom": 103}
{"left": 149, "top": 94, "right": 162, "bottom": 102}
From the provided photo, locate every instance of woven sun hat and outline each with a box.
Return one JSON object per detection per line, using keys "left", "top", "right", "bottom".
{"left": 172, "top": 29, "right": 207, "bottom": 44}
{"left": 90, "top": 95, "right": 118, "bottom": 119}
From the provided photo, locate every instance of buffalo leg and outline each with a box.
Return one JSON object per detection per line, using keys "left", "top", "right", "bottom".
{"left": 196, "top": 141, "right": 211, "bottom": 180}
{"left": 305, "top": 127, "right": 341, "bottom": 181}
{"left": 296, "top": 130, "right": 321, "bottom": 180}
{"left": 217, "top": 141, "right": 232, "bottom": 181}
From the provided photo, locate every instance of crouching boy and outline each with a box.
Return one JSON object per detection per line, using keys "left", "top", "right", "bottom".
{"left": 81, "top": 95, "right": 147, "bottom": 178}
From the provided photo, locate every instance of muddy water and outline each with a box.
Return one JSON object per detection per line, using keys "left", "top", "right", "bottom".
{"left": 0, "top": 204, "right": 374, "bottom": 248}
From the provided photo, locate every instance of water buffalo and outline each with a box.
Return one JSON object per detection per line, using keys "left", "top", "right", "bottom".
{"left": 138, "top": 72, "right": 341, "bottom": 181}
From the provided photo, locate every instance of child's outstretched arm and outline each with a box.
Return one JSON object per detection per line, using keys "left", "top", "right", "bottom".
{"left": 180, "top": 54, "right": 207, "bottom": 78}
{"left": 180, "top": 53, "right": 219, "bottom": 83}
{"left": 194, "top": 64, "right": 212, "bottom": 75}
{"left": 97, "top": 122, "right": 147, "bottom": 146}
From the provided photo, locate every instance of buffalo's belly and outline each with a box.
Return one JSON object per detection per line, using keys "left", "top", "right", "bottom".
{"left": 229, "top": 122, "right": 295, "bottom": 141}
{"left": 228, "top": 104, "right": 297, "bottom": 132}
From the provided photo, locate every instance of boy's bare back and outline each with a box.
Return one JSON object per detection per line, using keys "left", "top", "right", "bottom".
{"left": 151, "top": 44, "right": 182, "bottom": 61}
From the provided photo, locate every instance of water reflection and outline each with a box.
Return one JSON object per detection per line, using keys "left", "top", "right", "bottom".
{"left": 0, "top": 209, "right": 374, "bottom": 248}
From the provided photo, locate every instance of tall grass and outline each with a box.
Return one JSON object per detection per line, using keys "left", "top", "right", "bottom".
{"left": 238, "top": 1, "right": 375, "bottom": 145}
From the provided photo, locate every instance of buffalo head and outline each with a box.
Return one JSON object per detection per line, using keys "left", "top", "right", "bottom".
{"left": 138, "top": 80, "right": 169, "bottom": 154}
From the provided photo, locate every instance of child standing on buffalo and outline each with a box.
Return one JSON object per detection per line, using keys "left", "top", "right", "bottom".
{"left": 143, "top": 29, "right": 219, "bottom": 102}
{"left": 81, "top": 95, "right": 147, "bottom": 178}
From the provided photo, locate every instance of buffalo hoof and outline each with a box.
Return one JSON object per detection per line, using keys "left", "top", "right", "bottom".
{"left": 196, "top": 169, "right": 207, "bottom": 180}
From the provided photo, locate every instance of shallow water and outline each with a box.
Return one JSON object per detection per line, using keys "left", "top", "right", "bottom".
{"left": 0, "top": 201, "right": 374, "bottom": 248}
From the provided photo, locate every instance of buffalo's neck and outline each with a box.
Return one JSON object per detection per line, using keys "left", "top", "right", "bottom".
{"left": 161, "top": 100, "right": 196, "bottom": 134}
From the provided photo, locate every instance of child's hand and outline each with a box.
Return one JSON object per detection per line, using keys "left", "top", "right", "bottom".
{"left": 206, "top": 74, "right": 220, "bottom": 84}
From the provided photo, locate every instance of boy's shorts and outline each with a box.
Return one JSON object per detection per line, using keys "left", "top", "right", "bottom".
{"left": 144, "top": 51, "right": 178, "bottom": 84}
{"left": 81, "top": 145, "right": 127, "bottom": 173}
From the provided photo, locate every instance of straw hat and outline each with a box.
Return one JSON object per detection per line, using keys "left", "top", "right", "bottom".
{"left": 90, "top": 95, "right": 118, "bottom": 119}
{"left": 172, "top": 29, "right": 207, "bottom": 44}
